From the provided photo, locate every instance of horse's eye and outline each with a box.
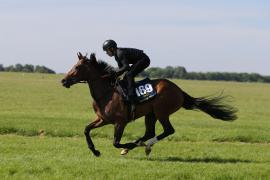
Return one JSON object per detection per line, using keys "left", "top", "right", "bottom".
{"left": 75, "top": 66, "right": 80, "bottom": 70}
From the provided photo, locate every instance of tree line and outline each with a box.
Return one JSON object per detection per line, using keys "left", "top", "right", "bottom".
{"left": 0, "top": 64, "right": 55, "bottom": 74}
{"left": 140, "top": 66, "right": 270, "bottom": 83}
{"left": 1, "top": 63, "right": 269, "bottom": 83}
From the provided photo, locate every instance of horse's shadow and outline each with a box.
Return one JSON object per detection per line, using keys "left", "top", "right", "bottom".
{"left": 133, "top": 156, "right": 254, "bottom": 164}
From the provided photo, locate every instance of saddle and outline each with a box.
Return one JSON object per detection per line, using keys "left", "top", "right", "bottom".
{"left": 117, "top": 78, "right": 157, "bottom": 104}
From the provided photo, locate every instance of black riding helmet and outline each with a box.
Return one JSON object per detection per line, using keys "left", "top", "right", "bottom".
{"left": 103, "top": 40, "right": 117, "bottom": 51}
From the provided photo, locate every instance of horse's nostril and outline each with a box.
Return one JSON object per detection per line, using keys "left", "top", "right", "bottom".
{"left": 61, "top": 79, "right": 71, "bottom": 88}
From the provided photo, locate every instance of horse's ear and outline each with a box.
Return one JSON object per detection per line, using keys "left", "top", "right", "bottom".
{"left": 90, "top": 53, "right": 97, "bottom": 62}
{"left": 77, "top": 52, "right": 83, "bottom": 60}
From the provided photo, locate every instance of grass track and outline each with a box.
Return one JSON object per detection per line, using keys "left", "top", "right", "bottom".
{"left": 1, "top": 135, "right": 269, "bottom": 180}
{"left": 0, "top": 72, "right": 270, "bottom": 179}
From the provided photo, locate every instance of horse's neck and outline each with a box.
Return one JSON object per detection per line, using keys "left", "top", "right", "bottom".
{"left": 87, "top": 78, "right": 112, "bottom": 105}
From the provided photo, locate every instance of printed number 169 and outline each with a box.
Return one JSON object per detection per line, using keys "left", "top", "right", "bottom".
{"left": 135, "top": 84, "right": 153, "bottom": 96}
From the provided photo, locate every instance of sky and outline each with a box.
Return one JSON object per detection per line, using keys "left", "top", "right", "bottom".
{"left": 1, "top": 0, "right": 270, "bottom": 75}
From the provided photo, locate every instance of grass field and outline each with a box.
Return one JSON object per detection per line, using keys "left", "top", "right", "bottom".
{"left": 0, "top": 72, "right": 269, "bottom": 179}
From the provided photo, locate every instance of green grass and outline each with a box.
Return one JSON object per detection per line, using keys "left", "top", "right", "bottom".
{"left": 1, "top": 135, "right": 269, "bottom": 180}
{"left": 0, "top": 72, "right": 270, "bottom": 179}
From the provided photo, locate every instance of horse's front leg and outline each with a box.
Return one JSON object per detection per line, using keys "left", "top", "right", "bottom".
{"left": 84, "top": 118, "right": 107, "bottom": 157}
{"left": 113, "top": 123, "right": 137, "bottom": 150}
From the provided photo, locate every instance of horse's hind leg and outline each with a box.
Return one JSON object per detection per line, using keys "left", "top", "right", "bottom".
{"left": 135, "top": 112, "right": 157, "bottom": 145}
{"left": 156, "top": 117, "right": 175, "bottom": 140}
{"left": 145, "top": 116, "right": 175, "bottom": 156}
{"left": 120, "top": 112, "right": 157, "bottom": 155}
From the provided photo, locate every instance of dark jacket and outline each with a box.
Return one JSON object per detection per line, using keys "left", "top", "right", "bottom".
{"left": 115, "top": 48, "right": 147, "bottom": 75}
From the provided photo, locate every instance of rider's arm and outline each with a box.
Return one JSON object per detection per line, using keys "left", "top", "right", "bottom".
{"left": 115, "top": 53, "right": 130, "bottom": 76}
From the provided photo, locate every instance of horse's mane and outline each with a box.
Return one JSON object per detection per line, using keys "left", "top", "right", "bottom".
{"left": 96, "top": 60, "right": 116, "bottom": 75}
{"left": 87, "top": 53, "right": 117, "bottom": 84}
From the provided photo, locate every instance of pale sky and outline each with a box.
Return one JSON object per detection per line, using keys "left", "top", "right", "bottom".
{"left": 1, "top": 0, "right": 270, "bottom": 75}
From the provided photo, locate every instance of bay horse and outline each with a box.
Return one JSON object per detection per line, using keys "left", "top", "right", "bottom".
{"left": 61, "top": 52, "right": 237, "bottom": 157}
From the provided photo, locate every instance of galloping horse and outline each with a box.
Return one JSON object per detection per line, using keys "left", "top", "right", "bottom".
{"left": 61, "top": 52, "right": 237, "bottom": 157}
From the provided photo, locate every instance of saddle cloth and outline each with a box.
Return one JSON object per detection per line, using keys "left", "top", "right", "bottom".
{"left": 117, "top": 78, "right": 157, "bottom": 104}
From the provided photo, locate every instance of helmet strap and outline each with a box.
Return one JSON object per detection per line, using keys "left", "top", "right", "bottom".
{"left": 109, "top": 47, "right": 116, "bottom": 55}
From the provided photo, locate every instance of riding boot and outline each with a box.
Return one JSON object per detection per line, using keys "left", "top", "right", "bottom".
{"left": 126, "top": 74, "right": 136, "bottom": 113}
{"left": 127, "top": 89, "right": 136, "bottom": 113}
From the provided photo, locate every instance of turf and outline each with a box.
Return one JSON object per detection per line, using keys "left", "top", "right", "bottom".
{"left": 0, "top": 72, "right": 269, "bottom": 179}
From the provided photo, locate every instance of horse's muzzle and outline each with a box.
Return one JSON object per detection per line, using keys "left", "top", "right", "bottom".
{"left": 61, "top": 79, "right": 71, "bottom": 88}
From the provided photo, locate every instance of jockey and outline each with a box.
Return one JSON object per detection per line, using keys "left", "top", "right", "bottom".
{"left": 103, "top": 39, "right": 150, "bottom": 105}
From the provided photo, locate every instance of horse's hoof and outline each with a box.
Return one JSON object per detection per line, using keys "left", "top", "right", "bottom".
{"left": 145, "top": 146, "right": 152, "bottom": 156}
{"left": 93, "top": 150, "right": 101, "bottom": 157}
{"left": 120, "top": 149, "right": 129, "bottom": 155}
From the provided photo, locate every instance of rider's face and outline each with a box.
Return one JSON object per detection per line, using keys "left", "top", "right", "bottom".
{"left": 105, "top": 48, "right": 114, "bottom": 57}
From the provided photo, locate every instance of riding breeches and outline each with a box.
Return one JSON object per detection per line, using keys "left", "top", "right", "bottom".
{"left": 125, "top": 56, "right": 150, "bottom": 96}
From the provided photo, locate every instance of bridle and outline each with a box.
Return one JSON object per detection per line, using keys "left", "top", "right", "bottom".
{"left": 66, "top": 58, "right": 121, "bottom": 102}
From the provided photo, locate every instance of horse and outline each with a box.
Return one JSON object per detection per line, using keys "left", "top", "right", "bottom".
{"left": 61, "top": 52, "right": 237, "bottom": 157}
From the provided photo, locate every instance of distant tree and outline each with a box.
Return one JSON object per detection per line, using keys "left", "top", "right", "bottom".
{"left": 0, "top": 64, "right": 55, "bottom": 74}
{"left": 264, "top": 76, "right": 270, "bottom": 83}
{"left": 146, "top": 67, "right": 163, "bottom": 78}
{"left": 163, "top": 66, "right": 174, "bottom": 78}
{"left": 172, "top": 66, "right": 187, "bottom": 78}
{"left": 15, "top": 64, "right": 24, "bottom": 72}
{"left": 185, "top": 72, "right": 201, "bottom": 80}
{"left": 248, "top": 73, "right": 264, "bottom": 82}
{"left": 5, "top": 65, "right": 16, "bottom": 72}
{"left": 22, "top": 64, "right": 34, "bottom": 72}
{"left": 0, "top": 64, "right": 4, "bottom": 71}
{"left": 35, "top": 65, "right": 55, "bottom": 74}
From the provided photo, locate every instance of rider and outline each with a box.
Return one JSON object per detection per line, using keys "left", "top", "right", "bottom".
{"left": 102, "top": 39, "right": 150, "bottom": 105}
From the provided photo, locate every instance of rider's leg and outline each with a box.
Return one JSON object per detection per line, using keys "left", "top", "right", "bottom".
{"left": 127, "top": 57, "right": 150, "bottom": 98}
{"left": 126, "top": 72, "right": 136, "bottom": 99}
{"left": 126, "top": 57, "right": 150, "bottom": 112}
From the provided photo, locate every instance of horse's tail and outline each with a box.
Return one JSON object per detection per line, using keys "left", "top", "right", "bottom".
{"left": 182, "top": 91, "right": 238, "bottom": 121}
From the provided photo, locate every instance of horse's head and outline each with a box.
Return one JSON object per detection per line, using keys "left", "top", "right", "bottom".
{"left": 61, "top": 52, "right": 99, "bottom": 88}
